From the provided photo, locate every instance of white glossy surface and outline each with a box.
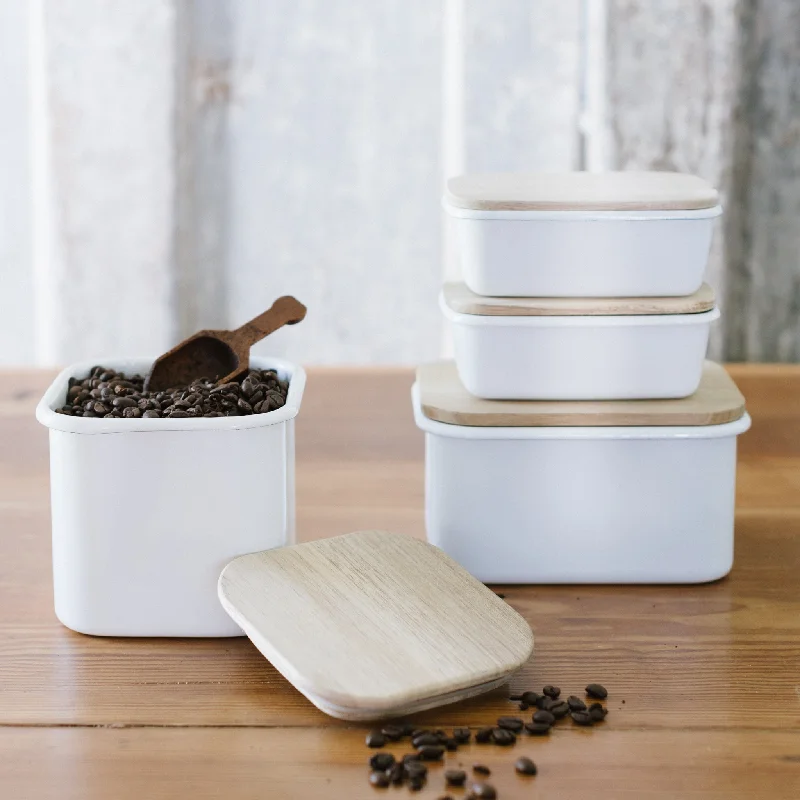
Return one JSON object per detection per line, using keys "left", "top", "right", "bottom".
{"left": 413, "top": 385, "right": 750, "bottom": 584}
{"left": 442, "top": 298, "right": 719, "bottom": 400}
{"left": 444, "top": 201, "right": 722, "bottom": 297}
{"left": 37, "top": 357, "right": 303, "bottom": 637}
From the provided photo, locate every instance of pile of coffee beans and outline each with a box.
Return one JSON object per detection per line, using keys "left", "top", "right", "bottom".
{"left": 365, "top": 684, "right": 608, "bottom": 796}
{"left": 55, "top": 366, "right": 289, "bottom": 419}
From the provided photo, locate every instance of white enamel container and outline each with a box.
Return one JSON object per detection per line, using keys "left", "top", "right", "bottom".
{"left": 442, "top": 282, "right": 718, "bottom": 400}
{"left": 413, "top": 361, "right": 750, "bottom": 584}
{"left": 444, "top": 171, "right": 722, "bottom": 297}
{"left": 36, "top": 356, "right": 304, "bottom": 637}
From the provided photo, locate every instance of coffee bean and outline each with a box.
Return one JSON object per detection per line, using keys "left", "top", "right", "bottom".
{"left": 535, "top": 695, "right": 555, "bottom": 711}
{"left": 532, "top": 710, "right": 555, "bottom": 725}
{"left": 381, "top": 724, "right": 403, "bottom": 741}
{"left": 402, "top": 754, "right": 421, "bottom": 766}
{"left": 418, "top": 746, "right": 445, "bottom": 761}
{"left": 475, "top": 727, "right": 493, "bottom": 743}
{"left": 401, "top": 724, "right": 415, "bottom": 737}
{"left": 369, "top": 771, "right": 390, "bottom": 788}
{"left": 491, "top": 728, "right": 516, "bottom": 745}
{"left": 567, "top": 696, "right": 587, "bottom": 712}
{"left": 518, "top": 702, "right": 529, "bottom": 711}
{"left": 468, "top": 782, "right": 497, "bottom": 799}
{"left": 524, "top": 722, "right": 551, "bottom": 735}
{"left": 521, "top": 691, "right": 541, "bottom": 705}
{"left": 112, "top": 396, "right": 137, "bottom": 409}
{"left": 515, "top": 756, "right": 537, "bottom": 776}
{"left": 168, "top": 410, "right": 189, "bottom": 418}
{"left": 412, "top": 733, "right": 440, "bottom": 748}
{"left": 122, "top": 407, "right": 142, "bottom": 418}
{"left": 408, "top": 776, "right": 425, "bottom": 792}
{"left": 586, "top": 683, "right": 608, "bottom": 699}
{"left": 369, "top": 752, "right": 395, "bottom": 771}
{"left": 588, "top": 703, "right": 608, "bottom": 722}
{"left": 142, "top": 410, "right": 160, "bottom": 418}
{"left": 92, "top": 402, "right": 108, "bottom": 414}
{"left": 388, "top": 763, "right": 404, "bottom": 785}
{"left": 445, "top": 738, "right": 459, "bottom": 751}
{"left": 571, "top": 711, "right": 593, "bottom": 726}
{"left": 452, "top": 727, "right": 471, "bottom": 743}
{"left": 497, "top": 716, "right": 523, "bottom": 732}
{"left": 542, "top": 685, "right": 560, "bottom": 699}
{"left": 405, "top": 760, "right": 427, "bottom": 777}
{"left": 550, "top": 701, "right": 570, "bottom": 719}
{"left": 472, "top": 765, "right": 491, "bottom": 776}
{"left": 445, "top": 769, "right": 467, "bottom": 787}
{"left": 366, "top": 732, "right": 386, "bottom": 748}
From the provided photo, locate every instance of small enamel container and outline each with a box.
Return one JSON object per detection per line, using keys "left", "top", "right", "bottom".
{"left": 444, "top": 171, "right": 722, "bottom": 297}
{"left": 36, "top": 356, "right": 304, "bottom": 637}
{"left": 442, "top": 282, "right": 719, "bottom": 400}
{"left": 413, "top": 361, "right": 750, "bottom": 584}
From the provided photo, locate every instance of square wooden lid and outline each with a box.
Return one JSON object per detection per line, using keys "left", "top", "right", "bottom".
{"left": 443, "top": 282, "right": 716, "bottom": 317}
{"left": 445, "top": 171, "right": 720, "bottom": 212}
{"left": 218, "top": 530, "right": 533, "bottom": 720}
{"left": 417, "top": 361, "right": 746, "bottom": 427}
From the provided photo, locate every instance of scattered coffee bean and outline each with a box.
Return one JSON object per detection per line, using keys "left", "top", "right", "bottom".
{"left": 381, "top": 724, "right": 403, "bottom": 741}
{"left": 515, "top": 756, "right": 538, "bottom": 776}
{"left": 532, "top": 710, "right": 555, "bottom": 725}
{"left": 491, "top": 728, "right": 516, "bottom": 746}
{"left": 517, "top": 702, "right": 529, "bottom": 711}
{"left": 401, "top": 723, "right": 415, "bottom": 736}
{"left": 567, "top": 696, "right": 587, "bottom": 712}
{"left": 550, "top": 701, "right": 570, "bottom": 719}
{"left": 402, "top": 753, "right": 421, "bottom": 766}
{"left": 57, "top": 366, "right": 289, "bottom": 420}
{"left": 445, "top": 769, "right": 467, "bottom": 787}
{"left": 586, "top": 683, "right": 608, "bottom": 700}
{"left": 588, "top": 703, "right": 608, "bottom": 722}
{"left": 469, "top": 782, "right": 497, "bottom": 799}
{"left": 496, "top": 716, "right": 524, "bottom": 732}
{"left": 418, "top": 745, "right": 445, "bottom": 761}
{"left": 571, "top": 711, "right": 593, "bottom": 726}
{"left": 472, "top": 765, "right": 491, "bottom": 776}
{"left": 445, "top": 738, "right": 459, "bottom": 751}
{"left": 542, "top": 685, "right": 561, "bottom": 699}
{"left": 405, "top": 761, "right": 428, "bottom": 778}
{"left": 475, "top": 727, "right": 493, "bottom": 743}
{"left": 521, "top": 691, "right": 541, "bottom": 706}
{"left": 369, "top": 752, "right": 395, "bottom": 771}
{"left": 408, "top": 775, "right": 425, "bottom": 792}
{"left": 369, "top": 771, "right": 390, "bottom": 788}
{"left": 412, "top": 733, "right": 441, "bottom": 748}
{"left": 453, "top": 727, "right": 471, "bottom": 743}
{"left": 524, "top": 722, "right": 551, "bottom": 735}
{"left": 366, "top": 731, "right": 386, "bottom": 748}
{"left": 388, "top": 763, "right": 404, "bottom": 785}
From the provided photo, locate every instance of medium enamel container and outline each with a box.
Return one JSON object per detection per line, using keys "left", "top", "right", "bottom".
{"left": 413, "top": 361, "right": 750, "bottom": 584}
{"left": 444, "top": 171, "right": 722, "bottom": 297}
{"left": 442, "top": 282, "right": 719, "bottom": 400}
{"left": 36, "top": 356, "right": 304, "bottom": 637}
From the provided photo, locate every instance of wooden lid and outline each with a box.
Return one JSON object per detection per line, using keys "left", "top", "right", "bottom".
{"left": 417, "top": 361, "right": 745, "bottom": 427}
{"left": 443, "top": 282, "right": 716, "bottom": 317}
{"left": 445, "top": 171, "right": 720, "bottom": 212}
{"left": 218, "top": 530, "right": 533, "bottom": 720}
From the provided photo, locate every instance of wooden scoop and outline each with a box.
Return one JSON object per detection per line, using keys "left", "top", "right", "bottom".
{"left": 144, "top": 296, "right": 307, "bottom": 392}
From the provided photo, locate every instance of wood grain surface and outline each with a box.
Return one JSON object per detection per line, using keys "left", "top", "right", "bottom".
{"left": 1, "top": 366, "right": 799, "bottom": 799}
{"left": 443, "top": 281, "right": 716, "bottom": 317}
{"left": 418, "top": 360, "right": 746, "bottom": 427}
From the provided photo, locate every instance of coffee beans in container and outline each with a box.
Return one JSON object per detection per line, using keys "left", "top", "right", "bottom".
{"left": 56, "top": 365, "right": 289, "bottom": 419}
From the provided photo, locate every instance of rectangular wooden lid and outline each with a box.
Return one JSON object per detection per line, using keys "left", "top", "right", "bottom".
{"left": 443, "top": 282, "right": 716, "bottom": 317}
{"left": 218, "top": 530, "right": 533, "bottom": 720}
{"left": 445, "top": 171, "right": 720, "bottom": 212}
{"left": 417, "top": 361, "right": 746, "bottom": 427}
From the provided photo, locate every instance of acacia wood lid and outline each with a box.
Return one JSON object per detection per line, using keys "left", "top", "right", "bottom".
{"left": 218, "top": 530, "right": 533, "bottom": 720}
{"left": 417, "top": 361, "right": 745, "bottom": 427}
{"left": 443, "top": 282, "right": 716, "bottom": 317}
{"left": 445, "top": 171, "right": 720, "bottom": 212}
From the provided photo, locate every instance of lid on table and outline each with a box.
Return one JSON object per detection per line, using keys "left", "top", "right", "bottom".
{"left": 442, "top": 282, "right": 716, "bottom": 317}
{"left": 218, "top": 530, "right": 533, "bottom": 721}
{"left": 445, "top": 171, "right": 720, "bottom": 212}
{"left": 417, "top": 361, "right": 745, "bottom": 428}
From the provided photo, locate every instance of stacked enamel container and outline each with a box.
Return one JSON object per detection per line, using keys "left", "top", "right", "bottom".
{"left": 413, "top": 172, "right": 750, "bottom": 584}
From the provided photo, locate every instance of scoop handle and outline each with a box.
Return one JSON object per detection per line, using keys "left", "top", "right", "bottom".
{"left": 235, "top": 296, "right": 307, "bottom": 348}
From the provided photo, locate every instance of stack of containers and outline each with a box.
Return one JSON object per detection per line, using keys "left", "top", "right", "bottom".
{"left": 413, "top": 172, "right": 751, "bottom": 584}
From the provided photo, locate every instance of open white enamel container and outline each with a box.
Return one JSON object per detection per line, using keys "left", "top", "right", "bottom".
{"left": 413, "top": 361, "right": 750, "bottom": 584}
{"left": 444, "top": 171, "right": 722, "bottom": 297}
{"left": 442, "top": 282, "right": 719, "bottom": 400}
{"left": 36, "top": 356, "right": 304, "bottom": 637}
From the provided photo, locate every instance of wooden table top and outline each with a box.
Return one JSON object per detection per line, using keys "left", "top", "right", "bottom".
{"left": 1, "top": 365, "right": 799, "bottom": 799}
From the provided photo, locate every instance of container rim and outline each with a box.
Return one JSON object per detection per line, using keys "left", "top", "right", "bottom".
{"left": 36, "top": 356, "right": 305, "bottom": 435}
{"left": 440, "top": 295, "right": 721, "bottom": 327}
{"left": 441, "top": 197, "right": 723, "bottom": 222}
{"left": 411, "top": 384, "right": 751, "bottom": 440}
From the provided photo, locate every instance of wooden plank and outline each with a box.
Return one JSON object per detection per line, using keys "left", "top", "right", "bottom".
{"left": 417, "top": 361, "right": 745, "bottom": 428}
{"left": 36, "top": 0, "right": 179, "bottom": 363}
{"left": 1, "top": 728, "right": 799, "bottom": 800}
{"left": 725, "top": 0, "right": 800, "bottom": 361}
{"left": 222, "top": 0, "right": 443, "bottom": 365}
{"left": 605, "top": 0, "right": 739, "bottom": 360}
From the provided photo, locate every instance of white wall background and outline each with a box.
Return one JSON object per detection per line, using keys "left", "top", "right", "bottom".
{"left": 1, "top": 0, "right": 798, "bottom": 366}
